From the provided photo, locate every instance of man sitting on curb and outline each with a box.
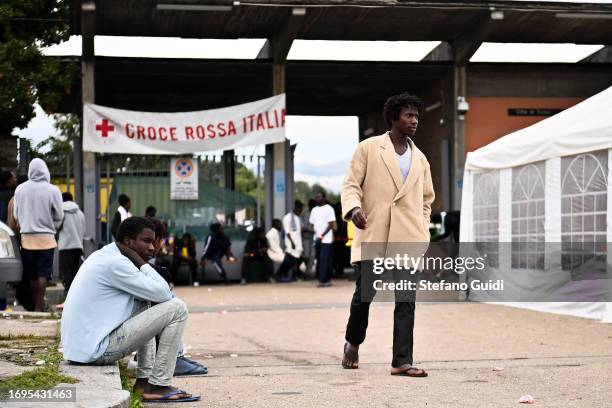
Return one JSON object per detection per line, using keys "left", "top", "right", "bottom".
{"left": 61, "top": 217, "right": 200, "bottom": 403}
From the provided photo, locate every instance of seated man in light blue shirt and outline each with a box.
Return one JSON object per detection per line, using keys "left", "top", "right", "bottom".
{"left": 61, "top": 217, "right": 199, "bottom": 403}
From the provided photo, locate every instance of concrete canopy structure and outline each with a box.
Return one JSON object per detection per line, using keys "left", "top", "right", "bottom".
{"left": 63, "top": 0, "right": 612, "bottom": 244}
{"left": 69, "top": 1, "right": 612, "bottom": 43}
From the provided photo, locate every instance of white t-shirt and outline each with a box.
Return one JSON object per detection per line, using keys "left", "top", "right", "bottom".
{"left": 309, "top": 204, "right": 336, "bottom": 244}
{"left": 397, "top": 143, "right": 412, "bottom": 182}
{"left": 265, "top": 228, "right": 284, "bottom": 263}
{"left": 282, "top": 212, "right": 303, "bottom": 258}
{"left": 118, "top": 205, "right": 132, "bottom": 222}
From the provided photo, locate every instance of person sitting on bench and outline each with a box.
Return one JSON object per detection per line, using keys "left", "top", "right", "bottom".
{"left": 61, "top": 216, "right": 200, "bottom": 403}
{"left": 171, "top": 233, "right": 199, "bottom": 285}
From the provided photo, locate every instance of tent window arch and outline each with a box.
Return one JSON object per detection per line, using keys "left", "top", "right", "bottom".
{"left": 512, "top": 162, "right": 545, "bottom": 269}
{"left": 473, "top": 171, "right": 499, "bottom": 267}
{"left": 561, "top": 150, "right": 608, "bottom": 271}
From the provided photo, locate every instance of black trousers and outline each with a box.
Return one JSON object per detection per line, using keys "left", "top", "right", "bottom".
{"left": 241, "top": 254, "right": 273, "bottom": 281}
{"left": 345, "top": 262, "right": 416, "bottom": 368}
{"left": 59, "top": 248, "right": 82, "bottom": 294}
{"left": 276, "top": 253, "right": 300, "bottom": 280}
{"left": 315, "top": 241, "right": 333, "bottom": 283}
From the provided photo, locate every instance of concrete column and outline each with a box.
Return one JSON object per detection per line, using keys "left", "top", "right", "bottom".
{"left": 265, "top": 63, "right": 290, "bottom": 229}
{"left": 222, "top": 150, "right": 235, "bottom": 190}
{"left": 81, "top": 1, "right": 100, "bottom": 252}
{"left": 358, "top": 112, "right": 386, "bottom": 142}
{"left": 223, "top": 150, "right": 236, "bottom": 224}
{"left": 286, "top": 142, "right": 295, "bottom": 211}
{"left": 272, "top": 141, "right": 286, "bottom": 220}
{"left": 265, "top": 144, "right": 274, "bottom": 230}
{"left": 440, "top": 138, "right": 451, "bottom": 211}
{"left": 82, "top": 61, "right": 100, "bottom": 250}
{"left": 273, "top": 64, "right": 285, "bottom": 96}
{"left": 73, "top": 137, "right": 83, "bottom": 207}
{"left": 18, "top": 138, "right": 28, "bottom": 176}
{"left": 451, "top": 65, "right": 467, "bottom": 211}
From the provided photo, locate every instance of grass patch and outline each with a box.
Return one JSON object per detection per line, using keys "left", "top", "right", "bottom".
{"left": 0, "top": 336, "right": 76, "bottom": 399}
{"left": 0, "top": 334, "right": 55, "bottom": 366}
{"left": 118, "top": 359, "right": 144, "bottom": 408}
{"left": 0, "top": 333, "right": 51, "bottom": 342}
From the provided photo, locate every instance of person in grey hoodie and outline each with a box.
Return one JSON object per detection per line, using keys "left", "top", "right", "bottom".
{"left": 13, "top": 158, "right": 64, "bottom": 311}
{"left": 58, "top": 192, "right": 85, "bottom": 295}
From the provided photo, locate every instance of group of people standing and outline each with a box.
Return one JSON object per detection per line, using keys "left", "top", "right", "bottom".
{"left": 242, "top": 191, "right": 343, "bottom": 287}
{"left": 0, "top": 159, "right": 85, "bottom": 312}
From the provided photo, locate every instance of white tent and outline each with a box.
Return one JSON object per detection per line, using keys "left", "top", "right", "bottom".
{"left": 460, "top": 86, "right": 612, "bottom": 323}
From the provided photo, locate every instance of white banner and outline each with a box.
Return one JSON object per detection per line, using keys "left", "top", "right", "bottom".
{"left": 83, "top": 95, "right": 286, "bottom": 154}
{"left": 170, "top": 158, "right": 198, "bottom": 200}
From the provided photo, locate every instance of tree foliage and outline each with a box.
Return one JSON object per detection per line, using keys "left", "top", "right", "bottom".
{"left": 25, "top": 113, "right": 78, "bottom": 175}
{"left": 294, "top": 180, "right": 339, "bottom": 205}
{"left": 235, "top": 162, "right": 260, "bottom": 200}
{"left": 0, "top": 0, "right": 77, "bottom": 134}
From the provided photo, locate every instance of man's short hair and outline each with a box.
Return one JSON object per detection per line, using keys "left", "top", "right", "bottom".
{"left": 116, "top": 216, "right": 155, "bottom": 243}
{"left": 382, "top": 92, "right": 424, "bottom": 127}
{"left": 118, "top": 194, "right": 130, "bottom": 207}
{"left": 210, "top": 222, "right": 222, "bottom": 233}
{"left": 62, "top": 192, "right": 73, "bottom": 202}
{"left": 145, "top": 205, "right": 157, "bottom": 217}
{"left": 295, "top": 200, "right": 304, "bottom": 208}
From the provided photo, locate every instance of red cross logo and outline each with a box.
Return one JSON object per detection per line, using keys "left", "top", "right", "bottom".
{"left": 95, "top": 118, "right": 115, "bottom": 138}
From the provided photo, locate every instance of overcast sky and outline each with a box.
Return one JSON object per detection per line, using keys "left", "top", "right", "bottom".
{"left": 16, "top": 34, "right": 606, "bottom": 192}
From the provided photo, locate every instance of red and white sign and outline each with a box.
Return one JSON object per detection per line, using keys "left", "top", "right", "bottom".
{"left": 83, "top": 95, "right": 286, "bottom": 154}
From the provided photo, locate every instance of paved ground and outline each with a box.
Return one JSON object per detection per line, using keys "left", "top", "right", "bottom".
{"left": 146, "top": 280, "right": 612, "bottom": 408}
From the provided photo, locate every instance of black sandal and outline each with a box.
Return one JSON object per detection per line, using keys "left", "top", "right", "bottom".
{"left": 342, "top": 342, "right": 359, "bottom": 369}
{"left": 390, "top": 365, "right": 428, "bottom": 377}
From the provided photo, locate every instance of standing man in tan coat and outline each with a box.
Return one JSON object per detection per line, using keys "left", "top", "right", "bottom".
{"left": 341, "top": 93, "right": 434, "bottom": 377}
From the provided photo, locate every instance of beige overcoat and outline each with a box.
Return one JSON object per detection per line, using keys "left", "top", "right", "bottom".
{"left": 341, "top": 133, "right": 435, "bottom": 263}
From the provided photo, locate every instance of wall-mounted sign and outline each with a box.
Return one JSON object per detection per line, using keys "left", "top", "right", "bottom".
{"left": 170, "top": 158, "right": 198, "bottom": 200}
{"left": 508, "top": 108, "right": 563, "bottom": 117}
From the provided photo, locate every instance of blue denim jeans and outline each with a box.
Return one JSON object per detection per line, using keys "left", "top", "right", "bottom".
{"left": 92, "top": 297, "right": 188, "bottom": 386}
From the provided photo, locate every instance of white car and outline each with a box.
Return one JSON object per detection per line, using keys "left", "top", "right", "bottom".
{"left": 0, "top": 221, "right": 22, "bottom": 299}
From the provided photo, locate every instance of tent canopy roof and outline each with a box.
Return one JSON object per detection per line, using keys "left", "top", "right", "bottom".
{"left": 464, "top": 85, "right": 612, "bottom": 171}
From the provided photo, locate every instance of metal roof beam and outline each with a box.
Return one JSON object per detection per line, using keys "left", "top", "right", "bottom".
{"left": 261, "top": 7, "right": 306, "bottom": 63}
{"left": 422, "top": 42, "right": 453, "bottom": 62}
{"left": 581, "top": 45, "right": 612, "bottom": 63}
{"left": 451, "top": 12, "right": 495, "bottom": 66}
